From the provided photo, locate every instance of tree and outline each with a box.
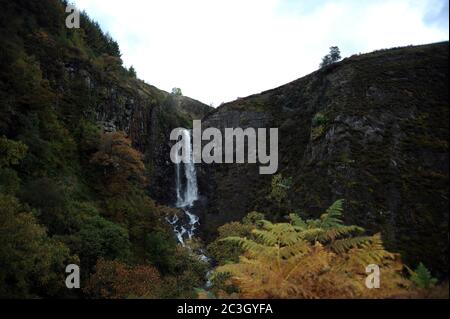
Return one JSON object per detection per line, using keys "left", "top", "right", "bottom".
{"left": 19, "top": 177, "right": 74, "bottom": 235}
{"left": 104, "top": 33, "right": 122, "bottom": 58}
{"left": 410, "top": 263, "right": 438, "bottom": 289}
{"left": 320, "top": 46, "right": 342, "bottom": 68}
{"left": 0, "top": 136, "right": 28, "bottom": 168}
{"left": 90, "top": 131, "right": 147, "bottom": 194}
{"left": 213, "top": 200, "right": 416, "bottom": 299}
{"left": 171, "top": 87, "right": 183, "bottom": 96}
{"left": 75, "top": 215, "right": 132, "bottom": 270}
{"left": 145, "top": 230, "right": 178, "bottom": 273}
{"left": 80, "top": 13, "right": 122, "bottom": 58}
{"left": 85, "top": 259, "right": 162, "bottom": 299}
{"left": 0, "top": 136, "right": 27, "bottom": 196}
{"left": 0, "top": 195, "right": 76, "bottom": 298}
{"left": 0, "top": 168, "right": 20, "bottom": 195}
{"left": 128, "top": 65, "right": 137, "bottom": 78}
{"left": 329, "top": 46, "right": 341, "bottom": 62}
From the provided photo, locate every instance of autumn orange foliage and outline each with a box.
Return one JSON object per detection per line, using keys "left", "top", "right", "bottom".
{"left": 90, "top": 131, "right": 146, "bottom": 194}
{"left": 85, "top": 259, "right": 162, "bottom": 299}
{"left": 212, "top": 201, "right": 443, "bottom": 299}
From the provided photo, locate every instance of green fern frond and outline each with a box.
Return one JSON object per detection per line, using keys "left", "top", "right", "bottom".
{"left": 327, "top": 199, "right": 345, "bottom": 215}
{"left": 252, "top": 222, "right": 304, "bottom": 247}
{"left": 252, "top": 229, "right": 278, "bottom": 246}
{"left": 319, "top": 225, "right": 365, "bottom": 242}
{"left": 221, "top": 236, "right": 276, "bottom": 258}
{"left": 297, "top": 228, "right": 325, "bottom": 241}
{"left": 279, "top": 230, "right": 304, "bottom": 246}
{"left": 330, "top": 236, "right": 372, "bottom": 254}
{"left": 350, "top": 234, "right": 395, "bottom": 266}
{"left": 289, "top": 213, "right": 307, "bottom": 229}
{"left": 320, "top": 199, "right": 345, "bottom": 228}
{"left": 279, "top": 242, "right": 311, "bottom": 259}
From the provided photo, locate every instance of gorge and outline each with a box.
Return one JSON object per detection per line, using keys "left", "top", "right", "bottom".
{"left": 0, "top": 0, "right": 448, "bottom": 299}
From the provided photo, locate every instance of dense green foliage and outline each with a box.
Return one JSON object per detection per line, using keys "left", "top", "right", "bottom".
{"left": 0, "top": 194, "right": 77, "bottom": 298}
{"left": 410, "top": 263, "right": 438, "bottom": 289}
{"left": 0, "top": 0, "right": 207, "bottom": 298}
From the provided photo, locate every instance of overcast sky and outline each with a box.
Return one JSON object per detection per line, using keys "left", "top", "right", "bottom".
{"left": 72, "top": 0, "right": 449, "bottom": 106}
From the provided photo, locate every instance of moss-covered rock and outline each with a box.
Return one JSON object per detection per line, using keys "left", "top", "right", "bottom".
{"left": 200, "top": 42, "right": 449, "bottom": 277}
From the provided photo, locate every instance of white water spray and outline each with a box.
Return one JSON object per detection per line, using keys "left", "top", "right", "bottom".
{"left": 167, "top": 129, "right": 200, "bottom": 245}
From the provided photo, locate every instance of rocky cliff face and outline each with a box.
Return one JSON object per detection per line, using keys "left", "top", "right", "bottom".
{"left": 51, "top": 54, "right": 211, "bottom": 207}
{"left": 198, "top": 42, "right": 449, "bottom": 276}
{"left": 0, "top": 0, "right": 212, "bottom": 206}
{"left": 67, "top": 67, "right": 212, "bottom": 204}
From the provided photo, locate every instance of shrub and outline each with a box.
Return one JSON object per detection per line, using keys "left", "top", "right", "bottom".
{"left": 269, "top": 174, "right": 292, "bottom": 206}
{"left": 171, "top": 87, "right": 183, "bottom": 96}
{"left": 90, "top": 131, "right": 147, "bottom": 194}
{"left": 85, "top": 259, "right": 162, "bottom": 299}
{"left": 0, "top": 168, "right": 20, "bottom": 195}
{"left": 0, "top": 194, "right": 76, "bottom": 298}
{"left": 320, "top": 46, "right": 342, "bottom": 68}
{"left": 312, "top": 113, "right": 328, "bottom": 127}
{"left": 0, "top": 136, "right": 28, "bottom": 168}
{"left": 207, "top": 212, "right": 265, "bottom": 265}
{"left": 75, "top": 215, "right": 132, "bottom": 270}
{"left": 410, "top": 263, "right": 438, "bottom": 289}
{"left": 310, "top": 113, "right": 328, "bottom": 140}
{"left": 213, "top": 200, "right": 419, "bottom": 299}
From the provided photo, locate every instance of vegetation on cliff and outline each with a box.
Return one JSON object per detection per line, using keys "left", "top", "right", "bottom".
{"left": 0, "top": 0, "right": 447, "bottom": 299}
{"left": 206, "top": 200, "right": 447, "bottom": 299}
{"left": 0, "top": 0, "right": 208, "bottom": 298}
{"left": 200, "top": 42, "right": 449, "bottom": 279}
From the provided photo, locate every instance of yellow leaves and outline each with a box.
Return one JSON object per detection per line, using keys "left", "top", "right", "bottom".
{"left": 253, "top": 222, "right": 305, "bottom": 247}
{"left": 279, "top": 243, "right": 311, "bottom": 260}
{"left": 213, "top": 202, "right": 417, "bottom": 299}
{"left": 330, "top": 235, "right": 373, "bottom": 254}
{"left": 346, "top": 234, "right": 396, "bottom": 268}
{"left": 216, "top": 238, "right": 336, "bottom": 299}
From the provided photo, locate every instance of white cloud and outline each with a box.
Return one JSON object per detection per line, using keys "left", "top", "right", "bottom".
{"left": 73, "top": 0, "right": 449, "bottom": 106}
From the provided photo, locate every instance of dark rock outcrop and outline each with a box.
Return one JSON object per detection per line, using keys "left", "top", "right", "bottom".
{"left": 198, "top": 42, "right": 449, "bottom": 276}
{"left": 61, "top": 63, "right": 211, "bottom": 204}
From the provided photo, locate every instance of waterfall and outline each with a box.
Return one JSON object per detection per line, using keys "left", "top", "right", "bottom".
{"left": 167, "top": 129, "right": 200, "bottom": 245}
{"left": 175, "top": 129, "right": 198, "bottom": 208}
{"left": 167, "top": 129, "right": 213, "bottom": 288}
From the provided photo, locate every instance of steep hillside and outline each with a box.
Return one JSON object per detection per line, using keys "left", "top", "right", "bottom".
{"left": 199, "top": 42, "right": 449, "bottom": 276}
{"left": 0, "top": 0, "right": 211, "bottom": 202}
{"left": 0, "top": 0, "right": 211, "bottom": 298}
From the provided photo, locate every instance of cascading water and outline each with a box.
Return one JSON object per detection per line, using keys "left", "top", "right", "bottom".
{"left": 167, "top": 129, "right": 200, "bottom": 246}
{"left": 166, "top": 129, "right": 213, "bottom": 287}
